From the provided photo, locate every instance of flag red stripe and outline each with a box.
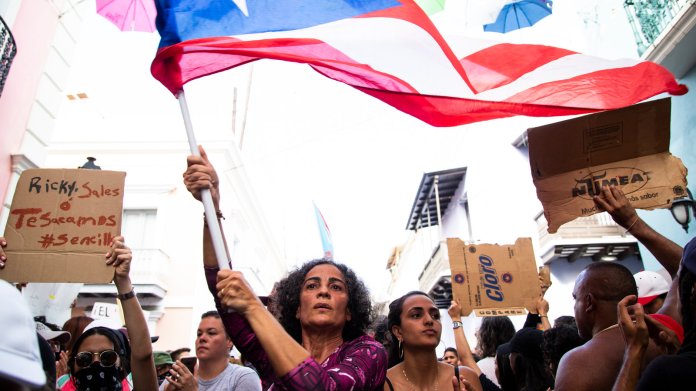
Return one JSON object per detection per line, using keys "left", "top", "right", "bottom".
{"left": 353, "top": 86, "right": 595, "bottom": 127}
{"left": 152, "top": 37, "right": 420, "bottom": 95}
{"left": 505, "top": 61, "right": 688, "bottom": 107}
{"left": 461, "top": 43, "right": 575, "bottom": 93}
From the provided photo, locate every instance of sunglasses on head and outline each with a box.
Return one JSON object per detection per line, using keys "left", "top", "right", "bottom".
{"left": 75, "top": 350, "right": 119, "bottom": 368}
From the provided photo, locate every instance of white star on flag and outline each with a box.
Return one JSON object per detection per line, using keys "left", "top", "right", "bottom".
{"left": 231, "top": 0, "right": 249, "bottom": 16}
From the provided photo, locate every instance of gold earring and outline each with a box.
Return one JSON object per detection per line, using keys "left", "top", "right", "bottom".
{"left": 398, "top": 339, "right": 404, "bottom": 359}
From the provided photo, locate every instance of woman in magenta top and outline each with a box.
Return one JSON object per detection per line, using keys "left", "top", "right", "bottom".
{"left": 185, "top": 146, "right": 387, "bottom": 390}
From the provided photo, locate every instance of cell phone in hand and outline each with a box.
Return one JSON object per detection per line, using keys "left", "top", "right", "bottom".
{"left": 181, "top": 356, "right": 197, "bottom": 374}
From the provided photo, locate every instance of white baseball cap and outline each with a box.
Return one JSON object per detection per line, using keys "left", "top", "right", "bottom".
{"left": 0, "top": 280, "right": 47, "bottom": 388}
{"left": 634, "top": 271, "right": 670, "bottom": 306}
{"left": 35, "top": 321, "right": 71, "bottom": 344}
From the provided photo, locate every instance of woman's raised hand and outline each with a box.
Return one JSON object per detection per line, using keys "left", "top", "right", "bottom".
{"left": 448, "top": 298, "right": 462, "bottom": 321}
{"left": 216, "top": 269, "right": 264, "bottom": 315}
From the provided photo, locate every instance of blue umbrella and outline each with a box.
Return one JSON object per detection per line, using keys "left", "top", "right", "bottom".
{"left": 484, "top": 0, "right": 553, "bottom": 33}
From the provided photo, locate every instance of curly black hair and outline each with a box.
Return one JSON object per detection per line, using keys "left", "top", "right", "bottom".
{"left": 475, "top": 316, "right": 515, "bottom": 358}
{"left": 274, "top": 258, "right": 373, "bottom": 343}
{"left": 542, "top": 325, "right": 583, "bottom": 379}
{"left": 386, "top": 291, "right": 432, "bottom": 367}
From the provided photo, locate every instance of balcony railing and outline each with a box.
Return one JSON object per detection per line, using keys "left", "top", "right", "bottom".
{"left": 536, "top": 212, "right": 629, "bottom": 250}
{"left": 0, "top": 15, "right": 17, "bottom": 98}
{"left": 129, "top": 248, "right": 171, "bottom": 288}
{"left": 624, "top": 0, "right": 693, "bottom": 55}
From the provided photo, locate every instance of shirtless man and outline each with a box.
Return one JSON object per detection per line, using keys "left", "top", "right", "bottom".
{"left": 555, "top": 185, "right": 683, "bottom": 391}
{"left": 554, "top": 262, "right": 655, "bottom": 391}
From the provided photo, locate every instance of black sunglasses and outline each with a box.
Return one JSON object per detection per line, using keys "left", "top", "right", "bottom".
{"left": 75, "top": 350, "right": 119, "bottom": 368}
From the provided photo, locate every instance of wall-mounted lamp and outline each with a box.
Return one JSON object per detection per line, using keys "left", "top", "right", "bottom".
{"left": 79, "top": 157, "right": 101, "bottom": 170}
{"left": 670, "top": 189, "right": 695, "bottom": 233}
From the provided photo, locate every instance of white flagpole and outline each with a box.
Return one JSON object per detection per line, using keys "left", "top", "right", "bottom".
{"left": 177, "top": 89, "right": 230, "bottom": 270}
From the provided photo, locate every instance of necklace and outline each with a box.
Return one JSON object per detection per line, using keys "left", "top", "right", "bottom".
{"left": 595, "top": 323, "right": 619, "bottom": 337}
{"left": 402, "top": 367, "right": 439, "bottom": 391}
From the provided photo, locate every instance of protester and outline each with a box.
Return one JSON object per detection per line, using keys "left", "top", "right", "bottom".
{"left": 161, "top": 311, "right": 261, "bottom": 391}
{"left": 551, "top": 185, "right": 686, "bottom": 391}
{"left": 385, "top": 291, "right": 482, "bottom": 390}
{"left": 552, "top": 316, "right": 576, "bottom": 329}
{"left": 183, "top": 146, "right": 387, "bottom": 390}
{"left": 508, "top": 328, "right": 554, "bottom": 391}
{"left": 446, "top": 299, "right": 505, "bottom": 390}
{"left": 443, "top": 347, "right": 460, "bottom": 366}
{"left": 540, "top": 325, "right": 583, "bottom": 381}
{"left": 370, "top": 315, "right": 392, "bottom": 354}
{"left": 36, "top": 321, "right": 71, "bottom": 358}
{"left": 55, "top": 236, "right": 157, "bottom": 391}
{"left": 595, "top": 186, "right": 685, "bottom": 339}
{"left": 0, "top": 279, "right": 47, "bottom": 391}
{"left": 612, "top": 237, "right": 696, "bottom": 390}
{"left": 633, "top": 270, "right": 670, "bottom": 314}
{"left": 475, "top": 316, "right": 515, "bottom": 386}
{"left": 494, "top": 343, "right": 517, "bottom": 391}
{"left": 154, "top": 352, "right": 175, "bottom": 386}
{"left": 61, "top": 317, "right": 94, "bottom": 356}
{"left": 168, "top": 348, "right": 191, "bottom": 363}
{"left": 35, "top": 321, "right": 70, "bottom": 390}
{"left": 553, "top": 261, "right": 665, "bottom": 391}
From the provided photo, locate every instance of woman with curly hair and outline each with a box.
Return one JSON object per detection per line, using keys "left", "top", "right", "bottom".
{"left": 183, "top": 146, "right": 387, "bottom": 390}
{"left": 384, "top": 291, "right": 482, "bottom": 390}
{"left": 474, "top": 316, "right": 515, "bottom": 386}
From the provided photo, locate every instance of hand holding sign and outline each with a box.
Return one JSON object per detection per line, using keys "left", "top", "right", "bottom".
{"left": 592, "top": 185, "right": 640, "bottom": 231}
{"left": 107, "top": 236, "right": 132, "bottom": 282}
{"left": 0, "top": 168, "right": 126, "bottom": 283}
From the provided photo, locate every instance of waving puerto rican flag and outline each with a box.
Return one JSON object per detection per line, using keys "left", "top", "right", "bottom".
{"left": 151, "top": 0, "right": 687, "bottom": 127}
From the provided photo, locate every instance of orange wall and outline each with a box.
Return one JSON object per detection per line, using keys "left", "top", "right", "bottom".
{"left": 0, "top": 1, "right": 59, "bottom": 204}
{"left": 154, "top": 307, "right": 196, "bottom": 352}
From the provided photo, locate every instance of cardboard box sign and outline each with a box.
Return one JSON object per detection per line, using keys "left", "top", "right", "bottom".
{"left": 0, "top": 168, "right": 126, "bottom": 283}
{"left": 447, "top": 238, "right": 541, "bottom": 317}
{"left": 528, "top": 98, "right": 688, "bottom": 233}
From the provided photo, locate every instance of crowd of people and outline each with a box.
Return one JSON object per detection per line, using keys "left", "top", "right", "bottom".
{"left": 0, "top": 146, "right": 693, "bottom": 391}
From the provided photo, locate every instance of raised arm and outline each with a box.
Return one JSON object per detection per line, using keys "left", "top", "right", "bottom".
{"left": 183, "top": 145, "right": 229, "bottom": 269}
{"left": 185, "top": 147, "right": 386, "bottom": 390}
{"left": 107, "top": 236, "right": 157, "bottom": 391}
{"left": 593, "top": 185, "right": 682, "bottom": 277}
{"left": 536, "top": 296, "right": 552, "bottom": 331}
{"left": 448, "top": 300, "right": 481, "bottom": 375}
{"left": 612, "top": 295, "right": 649, "bottom": 391}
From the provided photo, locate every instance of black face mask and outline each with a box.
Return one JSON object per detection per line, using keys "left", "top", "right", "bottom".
{"left": 74, "top": 361, "right": 124, "bottom": 391}
{"left": 158, "top": 373, "right": 168, "bottom": 385}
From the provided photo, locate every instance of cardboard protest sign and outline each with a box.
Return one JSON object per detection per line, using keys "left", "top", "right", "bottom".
{"left": 0, "top": 168, "right": 126, "bottom": 283}
{"left": 528, "top": 98, "right": 688, "bottom": 233}
{"left": 447, "top": 237, "right": 541, "bottom": 317}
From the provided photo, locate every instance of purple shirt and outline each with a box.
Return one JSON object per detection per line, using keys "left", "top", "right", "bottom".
{"left": 205, "top": 267, "right": 387, "bottom": 390}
